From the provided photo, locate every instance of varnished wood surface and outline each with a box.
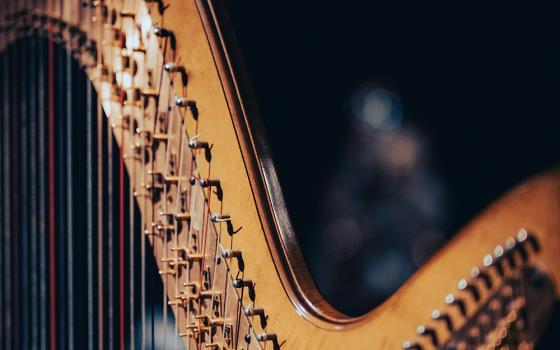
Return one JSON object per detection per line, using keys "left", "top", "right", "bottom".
{"left": 2, "top": 0, "right": 559, "bottom": 348}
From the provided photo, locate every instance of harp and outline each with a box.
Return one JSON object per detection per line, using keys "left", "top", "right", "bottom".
{"left": 1, "top": 0, "right": 559, "bottom": 349}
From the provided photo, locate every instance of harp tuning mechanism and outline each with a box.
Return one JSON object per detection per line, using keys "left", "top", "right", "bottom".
{"left": 402, "top": 340, "right": 423, "bottom": 350}
{"left": 152, "top": 24, "right": 171, "bottom": 37}
{"left": 188, "top": 136, "right": 209, "bottom": 150}
{"left": 416, "top": 325, "right": 438, "bottom": 347}
{"left": 210, "top": 213, "right": 231, "bottom": 223}
{"left": 164, "top": 62, "right": 186, "bottom": 74}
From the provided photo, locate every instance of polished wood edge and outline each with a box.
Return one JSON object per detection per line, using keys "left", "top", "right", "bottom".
{"left": 194, "top": 0, "right": 362, "bottom": 329}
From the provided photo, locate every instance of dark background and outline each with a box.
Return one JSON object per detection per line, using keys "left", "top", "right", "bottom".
{"left": 224, "top": 1, "right": 560, "bottom": 345}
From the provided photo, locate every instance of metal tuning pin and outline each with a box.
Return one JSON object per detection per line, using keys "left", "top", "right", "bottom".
{"left": 517, "top": 228, "right": 540, "bottom": 253}
{"left": 164, "top": 63, "right": 188, "bottom": 85}
{"left": 402, "top": 340, "right": 423, "bottom": 350}
{"left": 493, "top": 244, "right": 511, "bottom": 270}
{"left": 211, "top": 213, "right": 231, "bottom": 223}
{"left": 458, "top": 278, "right": 480, "bottom": 301}
{"left": 222, "top": 248, "right": 244, "bottom": 271}
{"left": 232, "top": 279, "right": 253, "bottom": 289}
{"left": 503, "top": 237, "right": 518, "bottom": 268}
{"left": 470, "top": 266, "right": 493, "bottom": 289}
{"left": 244, "top": 305, "right": 265, "bottom": 317}
{"left": 164, "top": 62, "right": 186, "bottom": 74}
{"left": 431, "top": 309, "right": 453, "bottom": 332}
{"left": 175, "top": 96, "right": 193, "bottom": 108}
{"left": 256, "top": 332, "right": 277, "bottom": 343}
{"left": 233, "top": 278, "right": 256, "bottom": 301}
{"left": 152, "top": 24, "right": 171, "bottom": 37}
{"left": 199, "top": 178, "right": 220, "bottom": 188}
{"left": 445, "top": 293, "right": 467, "bottom": 317}
{"left": 483, "top": 253, "right": 503, "bottom": 277}
{"left": 175, "top": 97, "right": 198, "bottom": 118}
{"left": 416, "top": 325, "right": 438, "bottom": 347}
{"left": 188, "top": 136, "right": 209, "bottom": 150}
{"left": 222, "top": 249, "right": 242, "bottom": 259}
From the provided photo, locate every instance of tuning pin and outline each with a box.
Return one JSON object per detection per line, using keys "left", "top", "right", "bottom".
{"left": 445, "top": 294, "right": 467, "bottom": 317}
{"left": 188, "top": 136, "right": 209, "bottom": 150}
{"left": 458, "top": 278, "right": 480, "bottom": 301}
{"left": 470, "top": 266, "right": 493, "bottom": 289}
{"left": 503, "top": 237, "right": 518, "bottom": 268}
{"left": 199, "top": 178, "right": 220, "bottom": 188}
{"left": 244, "top": 304, "right": 267, "bottom": 327}
{"left": 232, "top": 279, "right": 253, "bottom": 289}
{"left": 483, "top": 253, "right": 504, "bottom": 277}
{"left": 222, "top": 249, "right": 242, "bottom": 259}
{"left": 175, "top": 96, "right": 194, "bottom": 108}
{"left": 493, "top": 244, "right": 513, "bottom": 270}
{"left": 416, "top": 325, "right": 438, "bottom": 347}
{"left": 175, "top": 97, "right": 198, "bottom": 118}
{"left": 164, "top": 62, "right": 186, "bottom": 74}
{"left": 152, "top": 24, "right": 171, "bottom": 37}
{"left": 402, "top": 341, "right": 423, "bottom": 350}
{"left": 256, "top": 332, "right": 277, "bottom": 343}
{"left": 431, "top": 309, "right": 453, "bottom": 332}
{"left": 517, "top": 228, "right": 540, "bottom": 253}
{"left": 211, "top": 213, "right": 231, "bottom": 223}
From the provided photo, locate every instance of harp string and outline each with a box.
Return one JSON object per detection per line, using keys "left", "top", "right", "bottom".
{"left": 107, "top": 5, "right": 115, "bottom": 348}
{"left": 1, "top": 0, "right": 11, "bottom": 348}
{"left": 47, "top": 15, "right": 56, "bottom": 350}
{"left": 86, "top": 0, "right": 95, "bottom": 348}
{"left": 64, "top": 0, "right": 76, "bottom": 347}
{"left": 20, "top": 2, "right": 30, "bottom": 348}
{"left": 117, "top": 1, "right": 126, "bottom": 348}
{"left": 29, "top": 0, "right": 39, "bottom": 348}
{"left": 140, "top": 14, "right": 147, "bottom": 348}
{"left": 96, "top": 0, "right": 105, "bottom": 348}
{"left": 0, "top": 0, "right": 4, "bottom": 346}
{"left": 38, "top": 0, "right": 48, "bottom": 348}
{"left": 153, "top": 29, "right": 169, "bottom": 350}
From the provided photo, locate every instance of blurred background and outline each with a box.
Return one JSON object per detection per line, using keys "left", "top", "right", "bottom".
{"left": 224, "top": 1, "right": 560, "bottom": 346}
